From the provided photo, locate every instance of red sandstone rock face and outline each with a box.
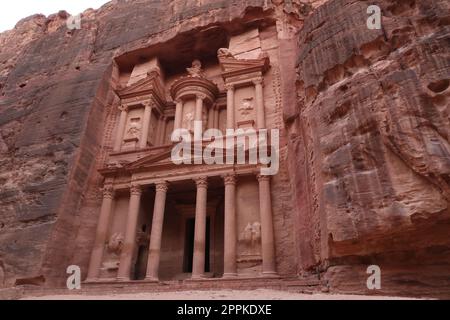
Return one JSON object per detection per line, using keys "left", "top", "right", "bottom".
{"left": 0, "top": 0, "right": 448, "bottom": 298}
{"left": 290, "top": 0, "right": 450, "bottom": 296}
{"left": 0, "top": 0, "right": 282, "bottom": 289}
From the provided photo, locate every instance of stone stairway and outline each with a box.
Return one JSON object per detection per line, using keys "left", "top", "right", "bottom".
{"left": 1, "top": 276, "right": 327, "bottom": 299}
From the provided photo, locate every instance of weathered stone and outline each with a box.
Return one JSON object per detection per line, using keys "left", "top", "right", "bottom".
{"left": 0, "top": 0, "right": 448, "bottom": 299}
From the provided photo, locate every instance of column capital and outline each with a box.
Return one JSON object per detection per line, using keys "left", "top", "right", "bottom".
{"left": 256, "top": 173, "right": 271, "bottom": 182}
{"left": 225, "top": 83, "right": 235, "bottom": 91}
{"left": 155, "top": 181, "right": 169, "bottom": 193}
{"left": 143, "top": 100, "right": 156, "bottom": 109}
{"left": 194, "top": 177, "right": 208, "bottom": 189}
{"left": 223, "top": 174, "right": 236, "bottom": 186}
{"left": 196, "top": 93, "right": 207, "bottom": 101}
{"left": 102, "top": 184, "right": 115, "bottom": 199}
{"left": 130, "top": 184, "right": 142, "bottom": 195}
{"left": 253, "top": 77, "right": 264, "bottom": 86}
{"left": 118, "top": 104, "right": 129, "bottom": 112}
{"left": 175, "top": 97, "right": 183, "bottom": 104}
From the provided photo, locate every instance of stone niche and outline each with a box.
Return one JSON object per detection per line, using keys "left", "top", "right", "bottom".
{"left": 235, "top": 87, "right": 257, "bottom": 129}
{"left": 236, "top": 176, "right": 262, "bottom": 275}
{"left": 114, "top": 56, "right": 169, "bottom": 153}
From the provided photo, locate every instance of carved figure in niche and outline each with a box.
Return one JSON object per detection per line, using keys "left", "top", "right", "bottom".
{"left": 239, "top": 97, "right": 254, "bottom": 116}
{"left": 240, "top": 222, "right": 262, "bottom": 255}
{"left": 126, "top": 118, "right": 141, "bottom": 140}
{"left": 107, "top": 233, "right": 124, "bottom": 255}
{"left": 217, "top": 48, "right": 234, "bottom": 58}
{"left": 187, "top": 59, "right": 205, "bottom": 78}
{"left": 183, "top": 112, "right": 194, "bottom": 131}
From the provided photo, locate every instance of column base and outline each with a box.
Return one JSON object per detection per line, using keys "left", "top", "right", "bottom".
{"left": 191, "top": 274, "right": 205, "bottom": 280}
{"left": 261, "top": 271, "right": 279, "bottom": 278}
{"left": 116, "top": 277, "right": 131, "bottom": 282}
{"left": 222, "top": 273, "right": 238, "bottom": 279}
{"left": 84, "top": 278, "right": 99, "bottom": 283}
{"left": 144, "top": 277, "right": 159, "bottom": 282}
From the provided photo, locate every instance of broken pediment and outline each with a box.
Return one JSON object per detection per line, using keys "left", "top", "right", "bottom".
{"left": 116, "top": 71, "right": 165, "bottom": 102}
{"left": 218, "top": 48, "right": 270, "bottom": 80}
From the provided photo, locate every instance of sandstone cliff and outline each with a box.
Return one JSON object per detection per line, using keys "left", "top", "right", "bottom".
{"left": 0, "top": 0, "right": 448, "bottom": 298}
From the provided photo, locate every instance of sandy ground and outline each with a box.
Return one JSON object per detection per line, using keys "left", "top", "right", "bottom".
{"left": 22, "top": 289, "right": 421, "bottom": 300}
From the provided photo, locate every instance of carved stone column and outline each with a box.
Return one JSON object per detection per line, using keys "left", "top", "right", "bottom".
{"left": 208, "top": 106, "right": 215, "bottom": 129}
{"left": 117, "top": 184, "right": 142, "bottom": 281}
{"left": 140, "top": 102, "right": 153, "bottom": 149}
{"left": 145, "top": 181, "right": 169, "bottom": 281}
{"left": 174, "top": 99, "right": 183, "bottom": 131}
{"left": 195, "top": 94, "right": 206, "bottom": 139}
{"left": 254, "top": 78, "right": 266, "bottom": 129}
{"left": 256, "top": 174, "right": 277, "bottom": 276}
{"left": 114, "top": 105, "right": 128, "bottom": 152}
{"left": 226, "top": 84, "right": 235, "bottom": 130}
{"left": 192, "top": 177, "right": 208, "bottom": 279}
{"left": 86, "top": 185, "right": 115, "bottom": 281}
{"left": 223, "top": 174, "right": 237, "bottom": 278}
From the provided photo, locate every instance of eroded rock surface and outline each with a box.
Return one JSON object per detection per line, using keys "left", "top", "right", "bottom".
{"left": 289, "top": 0, "right": 450, "bottom": 296}
{"left": 0, "top": 0, "right": 448, "bottom": 298}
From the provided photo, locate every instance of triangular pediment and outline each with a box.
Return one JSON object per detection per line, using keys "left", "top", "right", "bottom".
{"left": 126, "top": 148, "right": 174, "bottom": 170}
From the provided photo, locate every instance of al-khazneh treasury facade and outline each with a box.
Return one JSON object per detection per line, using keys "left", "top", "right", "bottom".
{"left": 84, "top": 28, "right": 296, "bottom": 283}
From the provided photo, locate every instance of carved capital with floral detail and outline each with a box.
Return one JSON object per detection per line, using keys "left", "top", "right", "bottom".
{"left": 252, "top": 77, "right": 264, "bottom": 86}
{"left": 225, "top": 83, "right": 235, "bottom": 92}
{"left": 102, "top": 184, "right": 115, "bottom": 199}
{"left": 155, "top": 181, "right": 169, "bottom": 193}
{"left": 223, "top": 174, "right": 236, "bottom": 186}
{"left": 256, "top": 173, "right": 270, "bottom": 183}
{"left": 130, "top": 184, "right": 142, "bottom": 196}
{"left": 143, "top": 99, "right": 156, "bottom": 109}
{"left": 194, "top": 177, "right": 208, "bottom": 189}
{"left": 118, "top": 104, "right": 129, "bottom": 112}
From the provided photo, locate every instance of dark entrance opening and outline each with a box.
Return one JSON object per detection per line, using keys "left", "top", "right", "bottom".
{"left": 183, "top": 217, "right": 210, "bottom": 273}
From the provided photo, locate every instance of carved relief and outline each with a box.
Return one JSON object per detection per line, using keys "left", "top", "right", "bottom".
{"left": 107, "top": 232, "right": 124, "bottom": 255}
{"left": 187, "top": 59, "right": 205, "bottom": 78}
{"left": 239, "top": 97, "right": 254, "bottom": 116}
{"left": 240, "top": 222, "right": 262, "bottom": 256}
{"left": 218, "top": 48, "right": 234, "bottom": 59}
{"left": 183, "top": 112, "right": 194, "bottom": 131}
{"left": 124, "top": 117, "right": 141, "bottom": 141}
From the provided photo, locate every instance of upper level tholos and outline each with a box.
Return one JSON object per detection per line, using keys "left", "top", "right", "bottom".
{"left": 110, "top": 27, "right": 272, "bottom": 160}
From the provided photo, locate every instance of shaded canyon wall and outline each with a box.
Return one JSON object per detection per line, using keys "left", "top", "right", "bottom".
{"left": 0, "top": 0, "right": 448, "bottom": 297}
